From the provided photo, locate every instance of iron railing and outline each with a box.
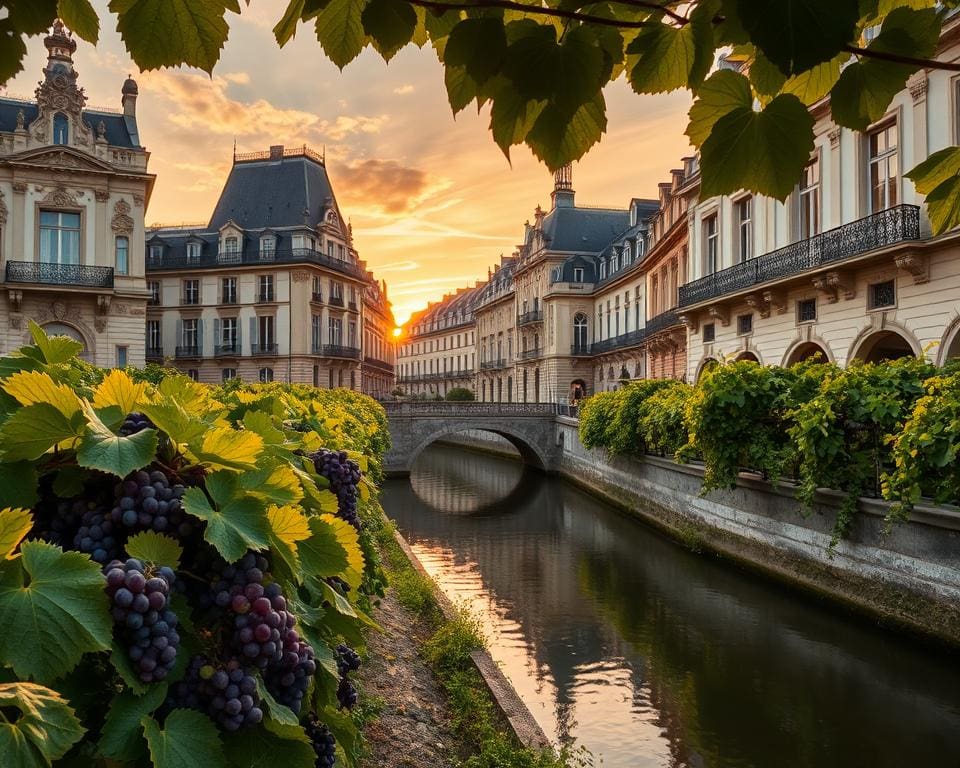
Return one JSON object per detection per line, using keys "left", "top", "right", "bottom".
{"left": 678, "top": 205, "right": 921, "bottom": 307}
{"left": 480, "top": 358, "right": 508, "bottom": 370}
{"left": 570, "top": 344, "right": 591, "bottom": 356}
{"left": 348, "top": 301, "right": 358, "bottom": 311}
{"left": 398, "top": 371, "right": 472, "bottom": 383}
{"left": 644, "top": 308, "right": 682, "bottom": 336}
{"left": 175, "top": 345, "right": 201, "bottom": 358}
{"left": 5, "top": 261, "right": 114, "bottom": 288}
{"left": 517, "top": 309, "right": 543, "bottom": 326}
{"left": 214, "top": 343, "right": 241, "bottom": 357}
{"left": 251, "top": 342, "right": 278, "bottom": 356}
{"left": 311, "top": 292, "right": 323, "bottom": 302}
{"left": 319, "top": 344, "right": 360, "bottom": 360}
{"left": 383, "top": 401, "right": 558, "bottom": 416}
{"left": 520, "top": 347, "right": 542, "bottom": 360}
{"left": 363, "top": 356, "right": 395, "bottom": 374}
{"left": 145, "top": 346, "right": 164, "bottom": 360}
{"left": 591, "top": 329, "right": 645, "bottom": 355}
{"left": 146, "top": 247, "right": 363, "bottom": 278}
{"left": 328, "top": 295, "right": 345, "bottom": 307}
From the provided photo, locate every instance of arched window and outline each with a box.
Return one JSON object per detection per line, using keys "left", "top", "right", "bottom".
{"left": 115, "top": 236, "right": 129, "bottom": 275}
{"left": 53, "top": 113, "right": 69, "bottom": 145}
{"left": 573, "top": 313, "right": 588, "bottom": 352}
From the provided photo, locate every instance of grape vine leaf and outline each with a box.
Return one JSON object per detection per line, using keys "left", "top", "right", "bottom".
{"left": 3, "top": 371, "right": 82, "bottom": 418}
{"left": 0, "top": 403, "right": 85, "bottom": 461}
{"left": 92, "top": 369, "right": 148, "bottom": 417}
{"left": 0, "top": 508, "right": 32, "bottom": 560}
{"left": 0, "top": 682, "right": 85, "bottom": 767}
{"left": 273, "top": 0, "right": 304, "bottom": 46}
{"left": 443, "top": 18, "right": 506, "bottom": 87}
{"left": 108, "top": 0, "right": 230, "bottom": 73}
{"left": 241, "top": 462, "right": 303, "bottom": 507}
{"left": 906, "top": 145, "right": 960, "bottom": 234}
{"left": 0, "top": 464, "right": 39, "bottom": 510}
{"left": 361, "top": 0, "right": 417, "bottom": 61}
{"left": 626, "top": 10, "right": 713, "bottom": 95}
{"left": 58, "top": 0, "right": 100, "bottom": 43}
{"left": 266, "top": 503, "right": 311, "bottom": 578}
{"left": 190, "top": 426, "right": 263, "bottom": 471}
{"left": 241, "top": 410, "right": 288, "bottom": 448}
{"left": 314, "top": 0, "right": 368, "bottom": 69}
{"left": 0, "top": 541, "right": 112, "bottom": 683}
{"left": 699, "top": 93, "right": 815, "bottom": 200}
{"left": 685, "top": 69, "right": 753, "bottom": 148}
{"left": 97, "top": 683, "right": 168, "bottom": 763}
{"left": 76, "top": 400, "right": 159, "bottom": 478}
{"left": 28, "top": 321, "right": 83, "bottom": 364}
{"left": 782, "top": 54, "right": 847, "bottom": 105}
{"left": 108, "top": 639, "right": 150, "bottom": 698}
{"left": 316, "top": 705, "right": 360, "bottom": 765}
{"left": 125, "top": 532, "right": 183, "bottom": 569}
{"left": 526, "top": 92, "right": 607, "bottom": 171}
{"left": 182, "top": 473, "right": 270, "bottom": 562}
{"left": 298, "top": 514, "right": 364, "bottom": 589}
{"left": 222, "top": 725, "right": 316, "bottom": 768}
{"left": 254, "top": 677, "right": 299, "bottom": 728}
{"left": 141, "top": 710, "right": 227, "bottom": 768}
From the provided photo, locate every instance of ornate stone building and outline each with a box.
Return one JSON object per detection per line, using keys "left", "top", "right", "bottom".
{"left": 474, "top": 256, "right": 517, "bottom": 402}
{"left": 0, "top": 22, "right": 153, "bottom": 365}
{"left": 145, "top": 144, "right": 393, "bottom": 387}
{"left": 361, "top": 277, "right": 397, "bottom": 398}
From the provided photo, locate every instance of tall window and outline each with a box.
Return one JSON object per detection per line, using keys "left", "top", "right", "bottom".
{"left": 651, "top": 274, "right": 659, "bottom": 316}
{"left": 258, "top": 315, "right": 275, "bottom": 348}
{"left": 182, "top": 279, "right": 199, "bottom": 305}
{"left": 312, "top": 275, "right": 323, "bottom": 301}
{"left": 260, "top": 237, "right": 275, "bottom": 260}
{"left": 614, "top": 297, "right": 620, "bottom": 336}
{"left": 331, "top": 282, "right": 343, "bottom": 302}
{"left": 182, "top": 318, "right": 198, "bottom": 350}
{"left": 328, "top": 317, "right": 343, "bottom": 346}
{"left": 53, "top": 113, "right": 68, "bottom": 145}
{"left": 868, "top": 121, "right": 898, "bottom": 212}
{"left": 222, "top": 368, "right": 237, "bottom": 382}
{"left": 635, "top": 286, "right": 641, "bottom": 326}
{"left": 222, "top": 277, "right": 237, "bottom": 304}
{"left": 186, "top": 242, "right": 201, "bottom": 263}
{"left": 312, "top": 314, "right": 322, "bottom": 350}
{"left": 259, "top": 367, "right": 274, "bottom": 383}
{"left": 39, "top": 211, "right": 80, "bottom": 264}
{"left": 800, "top": 156, "right": 821, "bottom": 239}
{"left": 149, "top": 244, "right": 162, "bottom": 263}
{"left": 221, "top": 317, "right": 238, "bottom": 351}
{"left": 223, "top": 236, "right": 239, "bottom": 254}
{"left": 146, "top": 320, "right": 161, "bottom": 352}
{"left": 258, "top": 275, "right": 274, "bottom": 302}
{"left": 573, "top": 267, "right": 584, "bottom": 283}
{"left": 735, "top": 197, "right": 753, "bottom": 262}
{"left": 113, "top": 236, "right": 129, "bottom": 275}
{"left": 573, "top": 313, "right": 588, "bottom": 351}
{"left": 348, "top": 321, "right": 357, "bottom": 348}
{"left": 703, "top": 213, "right": 718, "bottom": 274}
{"left": 148, "top": 281, "right": 160, "bottom": 305}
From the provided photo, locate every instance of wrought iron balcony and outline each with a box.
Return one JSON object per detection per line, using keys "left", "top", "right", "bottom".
{"left": 257, "top": 292, "right": 275, "bottom": 303}
{"left": 644, "top": 309, "right": 682, "bottom": 336}
{"left": 214, "top": 343, "right": 241, "bottom": 357}
{"left": 175, "top": 345, "right": 201, "bottom": 359}
{"left": 348, "top": 301, "right": 358, "bottom": 311}
{"left": 311, "top": 292, "right": 323, "bottom": 302}
{"left": 480, "top": 358, "right": 508, "bottom": 370}
{"left": 319, "top": 344, "right": 360, "bottom": 360}
{"left": 251, "top": 342, "right": 278, "bottom": 356}
{"left": 145, "top": 346, "right": 164, "bottom": 360}
{"left": 147, "top": 247, "right": 364, "bottom": 279}
{"left": 517, "top": 309, "right": 543, "bottom": 326}
{"left": 363, "top": 356, "right": 395, "bottom": 374}
{"left": 591, "top": 329, "right": 646, "bottom": 355}
{"left": 5, "top": 261, "right": 114, "bottom": 288}
{"left": 678, "top": 205, "right": 921, "bottom": 307}
{"left": 570, "top": 344, "right": 591, "bottom": 356}
{"left": 328, "top": 296, "right": 345, "bottom": 307}
{"left": 520, "top": 347, "right": 542, "bottom": 360}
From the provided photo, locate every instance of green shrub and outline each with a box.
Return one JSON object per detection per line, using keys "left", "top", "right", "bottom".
{"left": 446, "top": 387, "right": 476, "bottom": 401}
{"left": 637, "top": 382, "right": 694, "bottom": 456}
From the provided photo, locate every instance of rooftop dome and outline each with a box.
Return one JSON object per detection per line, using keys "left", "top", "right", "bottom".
{"left": 122, "top": 75, "right": 139, "bottom": 96}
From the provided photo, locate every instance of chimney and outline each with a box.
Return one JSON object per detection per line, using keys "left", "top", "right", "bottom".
{"left": 270, "top": 145, "right": 284, "bottom": 160}
{"left": 121, "top": 74, "right": 139, "bottom": 118}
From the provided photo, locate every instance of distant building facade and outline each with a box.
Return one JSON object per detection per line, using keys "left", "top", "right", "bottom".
{"left": 0, "top": 22, "right": 153, "bottom": 366}
{"left": 145, "top": 145, "right": 394, "bottom": 388}
{"left": 475, "top": 256, "right": 517, "bottom": 402}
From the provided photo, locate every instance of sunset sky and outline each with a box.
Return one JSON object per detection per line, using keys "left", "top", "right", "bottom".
{"left": 5, "top": 2, "right": 693, "bottom": 324}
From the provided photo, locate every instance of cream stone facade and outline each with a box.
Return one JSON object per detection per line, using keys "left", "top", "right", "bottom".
{"left": 145, "top": 145, "right": 392, "bottom": 388}
{"left": 0, "top": 22, "right": 153, "bottom": 366}
{"left": 361, "top": 278, "right": 396, "bottom": 398}
{"left": 679, "top": 21, "right": 960, "bottom": 379}
{"left": 475, "top": 257, "right": 516, "bottom": 402}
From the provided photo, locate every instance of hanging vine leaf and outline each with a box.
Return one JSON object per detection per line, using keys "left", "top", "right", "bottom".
{"left": 0, "top": 682, "right": 85, "bottom": 767}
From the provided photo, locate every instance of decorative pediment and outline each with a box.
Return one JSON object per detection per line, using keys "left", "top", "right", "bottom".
{"left": 42, "top": 185, "right": 82, "bottom": 208}
{"left": 111, "top": 199, "right": 134, "bottom": 235}
{"left": 5, "top": 146, "right": 114, "bottom": 174}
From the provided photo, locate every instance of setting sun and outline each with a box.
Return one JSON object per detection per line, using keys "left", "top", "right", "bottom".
{"left": 392, "top": 327, "right": 403, "bottom": 338}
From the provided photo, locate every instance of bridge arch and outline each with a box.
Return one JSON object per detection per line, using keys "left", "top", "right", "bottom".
{"left": 406, "top": 423, "right": 549, "bottom": 473}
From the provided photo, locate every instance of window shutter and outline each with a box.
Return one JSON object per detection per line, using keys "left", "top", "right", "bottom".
{"left": 176, "top": 318, "right": 183, "bottom": 348}
{"left": 197, "top": 318, "right": 204, "bottom": 354}
{"left": 237, "top": 319, "right": 242, "bottom": 350}
{"left": 213, "top": 319, "right": 221, "bottom": 349}
{"left": 250, "top": 317, "right": 258, "bottom": 351}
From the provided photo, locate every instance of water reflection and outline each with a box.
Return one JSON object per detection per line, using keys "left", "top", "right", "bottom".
{"left": 382, "top": 446, "right": 960, "bottom": 768}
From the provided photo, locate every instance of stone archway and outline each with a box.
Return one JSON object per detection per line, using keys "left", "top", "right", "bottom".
{"left": 938, "top": 316, "right": 960, "bottom": 365}
{"left": 783, "top": 338, "right": 833, "bottom": 367}
{"left": 41, "top": 321, "right": 90, "bottom": 359}
{"left": 735, "top": 351, "right": 760, "bottom": 363}
{"left": 851, "top": 329, "right": 918, "bottom": 364}
{"left": 695, "top": 357, "right": 719, "bottom": 382}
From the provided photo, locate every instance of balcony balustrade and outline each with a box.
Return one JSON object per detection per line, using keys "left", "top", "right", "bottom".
{"left": 214, "top": 343, "right": 241, "bottom": 357}
{"left": 146, "top": 247, "right": 363, "bottom": 278}
{"left": 328, "top": 295, "right": 345, "bottom": 307}
{"left": 644, "top": 309, "right": 682, "bottom": 336}
{"left": 480, "top": 358, "right": 508, "bottom": 370}
{"left": 520, "top": 347, "right": 542, "bottom": 360}
{"left": 678, "top": 205, "right": 921, "bottom": 307}
{"left": 175, "top": 345, "right": 201, "bottom": 359}
{"left": 591, "top": 329, "right": 646, "bottom": 355}
{"left": 250, "top": 342, "right": 278, "bottom": 356}
{"left": 319, "top": 344, "right": 360, "bottom": 360}
{"left": 517, "top": 309, "right": 543, "bottom": 326}
{"left": 5, "top": 261, "right": 114, "bottom": 288}
{"left": 145, "top": 346, "right": 164, "bottom": 360}
{"left": 570, "top": 344, "right": 591, "bottom": 356}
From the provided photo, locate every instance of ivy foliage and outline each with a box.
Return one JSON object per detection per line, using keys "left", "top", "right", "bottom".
{"left": 0, "top": 324, "right": 390, "bottom": 767}
{"left": 578, "top": 355, "right": 960, "bottom": 544}
{"left": 3, "top": 2, "right": 960, "bottom": 230}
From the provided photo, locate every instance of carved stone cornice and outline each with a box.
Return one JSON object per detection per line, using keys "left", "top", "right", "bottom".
{"left": 826, "top": 271, "right": 855, "bottom": 301}
{"left": 707, "top": 305, "right": 730, "bottom": 327}
{"left": 828, "top": 128, "right": 841, "bottom": 149}
{"left": 745, "top": 293, "right": 771, "bottom": 319}
{"left": 762, "top": 290, "right": 788, "bottom": 315}
{"left": 94, "top": 189, "right": 111, "bottom": 202}
{"left": 12, "top": 182, "right": 27, "bottom": 195}
{"left": 42, "top": 185, "right": 82, "bottom": 208}
{"left": 909, "top": 76, "right": 928, "bottom": 104}
{"left": 678, "top": 312, "right": 699, "bottom": 333}
{"left": 133, "top": 194, "right": 144, "bottom": 208}
{"left": 7, "top": 290, "right": 22, "bottom": 312}
{"left": 895, "top": 252, "right": 929, "bottom": 284}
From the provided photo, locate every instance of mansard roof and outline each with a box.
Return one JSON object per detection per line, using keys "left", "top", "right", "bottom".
{"left": 0, "top": 100, "right": 139, "bottom": 148}
{"left": 540, "top": 206, "right": 631, "bottom": 253}
{"left": 208, "top": 152, "right": 336, "bottom": 231}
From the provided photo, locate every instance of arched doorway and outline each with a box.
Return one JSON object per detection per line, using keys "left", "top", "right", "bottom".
{"left": 42, "top": 322, "right": 89, "bottom": 359}
{"left": 696, "top": 357, "right": 719, "bottom": 383}
{"left": 784, "top": 341, "right": 829, "bottom": 366}
{"left": 853, "top": 330, "right": 916, "bottom": 363}
{"left": 940, "top": 320, "right": 960, "bottom": 364}
{"left": 569, "top": 378, "right": 587, "bottom": 406}
{"left": 735, "top": 351, "right": 760, "bottom": 363}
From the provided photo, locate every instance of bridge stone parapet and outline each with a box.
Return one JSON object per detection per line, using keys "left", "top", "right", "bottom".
{"left": 382, "top": 402, "right": 562, "bottom": 476}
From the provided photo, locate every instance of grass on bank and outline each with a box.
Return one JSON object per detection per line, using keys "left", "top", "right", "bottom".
{"left": 371, "top": 515, "right": 590, "bottom": 768}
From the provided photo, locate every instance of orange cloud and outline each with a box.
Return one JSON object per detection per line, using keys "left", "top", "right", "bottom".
{"left": 335, "top": 159, "right": 448, "bottom": 215}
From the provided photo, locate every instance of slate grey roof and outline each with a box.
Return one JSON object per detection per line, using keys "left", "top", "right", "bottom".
{"left": 541, "top": 206, "right": 631, "bottom": 253}
{"left": 208, "top": 155, "right": 334, "bottom": 231}
{"left": 553, "top": 254, "right": 598, "bottom": 284}
{"left": 0, "top": 99, "right": 139, "bottom": 148}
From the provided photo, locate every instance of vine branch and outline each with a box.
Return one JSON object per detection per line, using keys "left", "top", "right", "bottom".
{"left": 843, "top": 43, "right": 960, "bottom": 73}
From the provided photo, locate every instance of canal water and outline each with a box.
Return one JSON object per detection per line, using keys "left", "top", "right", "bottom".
{"left": 381, "top": 444, "right": 960, "bottom": 768}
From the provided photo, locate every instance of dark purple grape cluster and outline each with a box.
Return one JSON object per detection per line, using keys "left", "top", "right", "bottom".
{"left": 119, "top": 412, "right": 154, "bottom": 436}
{"left": 264, "top": 621, "right": 316, "bottom": 713}
{"left": 305, "top": 712, "right": 337, "bottom": 767}
{"left": 167, "top": 655, "right": 263, "bottom": 731}
{"left": 33, "top": 498, "right": 87, "bottom": 547}
{"left": 309, "top": 449, "right": 361, "bottom": 529}
{"left": 335, "top": 644, "right": 360, "bottom": 711}
{"left": 104, "top": 558, "right": 179, "bottom": 683}
{"left": 74, "top": 502, "right": 118, "bottom": 564}
{"left": 111, "top": 469, "right": 192, "bottom": 539}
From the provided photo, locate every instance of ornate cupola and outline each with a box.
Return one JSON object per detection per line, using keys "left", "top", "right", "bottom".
{"left": 30, "top": 20, "right": 94, "bottom": 149}
{"left": 44, "top": 19, "right": 78, "bottom": 69}
{"left": 551, "top": 163, "right": 575, "bottom": 209}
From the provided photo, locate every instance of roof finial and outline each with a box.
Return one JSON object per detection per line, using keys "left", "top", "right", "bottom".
{"left": 232, "top": 137, "right": 237, "bottom": 162}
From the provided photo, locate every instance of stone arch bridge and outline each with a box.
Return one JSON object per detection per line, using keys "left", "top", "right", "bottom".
{"left": 382, "top": 402, "right": 564, "bottom": 476}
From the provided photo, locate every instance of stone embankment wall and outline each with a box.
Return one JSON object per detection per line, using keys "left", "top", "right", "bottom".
{"left": 438, "top": 422, "right": 960, "bottom": 645}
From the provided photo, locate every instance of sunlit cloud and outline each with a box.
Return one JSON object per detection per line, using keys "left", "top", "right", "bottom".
{"left": 374, "top": 260, "right": 421, "bottom": 272}
{"left": 334, "top": 159, "right": 450, "bottom": 214}
{"left": 394, "top": 84, "right": 415, "bottom": 95}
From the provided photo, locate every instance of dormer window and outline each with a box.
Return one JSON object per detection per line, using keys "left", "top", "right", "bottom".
{"left": 186, "top": 242, "right": 201, "bottom": 263}
{"left": 260, "top": 236, "right": 276, "bottom": 260}
{"left": 600, "top": 261, "right": 607, "bottom": 280}
{"left": 224, "top": 236, "right": 239, "bottom": 254}
{"left": 149, "top": 244, "right": 163, "bottom": 262}
{"left": 573, "top": 267, "right": 584, "bottom": 283}
{"left": 53, "top": 113, "right": 68, "bottom": 145}
{"left": 624, "top": 243, "right": 632, "bottom": 263}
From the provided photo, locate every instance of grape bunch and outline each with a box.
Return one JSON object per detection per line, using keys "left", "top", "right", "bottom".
{"left": 309, "top": 449, "right": 362, "bottom": 529}
{"left": 264, "top": 620, "right": 316, "bottom": 714}
{"left": 32, "top": 498, "right": 87, "bottom": 548}
{"left": 168, "top": 655, "right": 263, "bottom": 731}
{"left": 74, "top": 502, "right": 119, "bottom": 564}
{"left": 335, "top": 644, "right": 360, "bottom": 711}
{"left": 305, "top": 712, "right": 337, "bottom": 767}
{"left": 119, "top": 412, "right": 154, "bottom": 436}
{"left": 104, "top": 558, "right": 179, "bottom": 683}
{"left": 111, "top": 469, "right": 192, "bottom": 539}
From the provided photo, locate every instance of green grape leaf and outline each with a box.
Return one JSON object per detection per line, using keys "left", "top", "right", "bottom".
{"left": 139, "top": 401, "right": 208, "bottom": 447}
{"left": 314, "top": 0, "right": 367, "bottom": 69}
{"left": 254, "top": 677, "right": 299, "bottom": 728}
{"left": 626, "top": 11, "right": 712, "bottom": 94}
{"left": 274, "top": 0, "right": 305, "bottom": 45}
{"left": 240, "top": 462, "right": 303, "bottom": 506}
{"left": 443, "top": 64, "right": 476, "bottom": 114}
{"left": 921, "top": 174, "right": 960, "bottom": 236}
{"left": 108, "top": 0, "right": 230, "bottom": 73}
{"left": 700, "top": 93, "right": 815, "bottom": 201}
{"left": 526, "top": 92, "right": 607, "bottom": 172}
{"left": 490, "top": 83, "right": 547, "bottom": 159}
{"left": 553, "top": 25, "right": 605, "bottom": 114}
{"left": 686, "top": 69, "right": 753, "bottom": 148}
{"left": 443, "top": 18, "right": 506, "bottom": 86}
{"left": 109, "top": 638, "right": 150, "bottom": 696}
{"left": 58, "top": 0, "right": 100, "bottom": 43}
{"left": 782, "top": 54, "right": 846, "bottom": 105}
{"left": 748, "top": 48, "right": 787, "bottom": 98}
{"left": 76, "top": 400, "right": 158, "bottom": 478}
{"left": 299, "top": 514, "right": 364, "bottom": 589}
{"left": 6, "top": 0, "right": 59, "bottom": 35}
{"left": 316, "top": 706, "right": 360, "bottom": 765}
{"left": 0, "top": 464, "right": 39, "bottom": 510}
{"left": 317, "top": 577, "right": 356, "bottom": 617}
{"left": 0, "top": 682, "right": 85, "bottom": 766}
{"left": 222, "top": 724, "right": 316, "bottom": 768}
{"left": 97, "top": 683, "right": 168, "bottom": 762}
{"left": 502, "top": 20, "right": 558, "bottom": 101}
{"left": 0, "top": 23, "right": 28, "bottom": 86}
{"left": 28, "top": 320, "right": 83, "bottom": 364}
{"left": 266, "top": 504, "right": 311, "bottom": 581}
{"left": 0, "top": 508, "right": 32, "bottom": 560}
{"left": 141, "top": 710, "right": 226, "bottom": 768}
{"left": 92, "top": 369, "right": 148, "bottom": 416}
{"left": 361, "top": 0, "right": 416, "bottom": 61}
{"left": 906, "top": 146, "right": 960, "bottom": 195}
{"left": 733, "top": 0, "right": 860, "bottom": 75}
{"left": 0, "top": 541, "right": 112, "bottom": 683}
{"left": 241, "top": 410, "right": 287, "bottom": 447}
{"left": 0, "top": 402, "right": 84, "bottom": 460}
{"left": 190, "top": 426, "right": 263, "bottom": 471}
{"left": 3, "top": 370, "right": 82, "bottom": 418}
{"left": 125, "top": 532, "right": 183, "bottom": 569}
{"left": 183, "top": 473, "right": 270, "bottom": 562}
